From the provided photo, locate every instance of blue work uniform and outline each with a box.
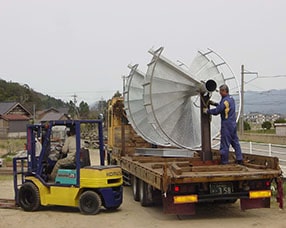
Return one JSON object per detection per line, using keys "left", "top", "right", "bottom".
{"left": 207, "top": 95, "right": 243, "bottom": 164}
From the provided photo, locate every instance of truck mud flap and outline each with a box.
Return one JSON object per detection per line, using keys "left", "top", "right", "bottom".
{"left": 162, "top": 195, "right": 196, "bottom": 215}
{"left": 240, "top": 198, "right": 270, "bottom": 210}
{"left": 275, "top": 177, "right": 284, "bottom": 209}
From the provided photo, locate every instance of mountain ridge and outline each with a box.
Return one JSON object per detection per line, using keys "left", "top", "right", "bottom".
{"left": 234, "top": 89, "right": 286, "bottom": 115}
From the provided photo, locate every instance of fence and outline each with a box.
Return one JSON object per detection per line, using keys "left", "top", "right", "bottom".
{"left": 213, "top": 140, "right": 286, "bottom": 176}
{"left": 240, "top": 141, "right": 286, "bottom": 176}
{"left": 240, "top": 141, "right": 286, "bottom": 162}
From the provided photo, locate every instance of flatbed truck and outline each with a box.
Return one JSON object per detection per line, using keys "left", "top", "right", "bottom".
{"left": 107, "top": 97, "right": 284, "bottom": 215}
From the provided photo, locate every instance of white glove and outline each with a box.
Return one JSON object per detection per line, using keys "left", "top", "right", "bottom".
{"left": 203, "top": 108, "right": 208, "bottom": 114}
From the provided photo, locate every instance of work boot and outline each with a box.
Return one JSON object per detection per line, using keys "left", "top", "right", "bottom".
{"left": 235, "top": 160, "right": 243, "bottom": 165}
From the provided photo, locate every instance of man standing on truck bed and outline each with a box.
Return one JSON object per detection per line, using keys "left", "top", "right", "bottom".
{"left": 204, "top": 84, "right": 243, "bottom": 165}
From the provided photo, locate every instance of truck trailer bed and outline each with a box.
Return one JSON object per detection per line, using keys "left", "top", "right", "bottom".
{"left": 120, "top": 149, "right": 282, "bottom": 192}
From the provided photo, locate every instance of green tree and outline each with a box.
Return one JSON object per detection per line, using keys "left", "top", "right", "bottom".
{"left": 0, "top": 78, "right": 68, "bottom": 111}
{"left": 79, "top": 101, "right": 90, "bottom": 119}
{"left": 262, "top": 121, "right": 272, "bottom": 130}
{"left": 68, "top": 100, "right": 79, "bottom": 119}
{"left": 113, "top": 91, "right": 122, "bottom": 98}
{"left": 244, "top": 121, "right": 251, "bottom": 131}
{"left": 237, "top": 120, "right": 251, "bottom": 131}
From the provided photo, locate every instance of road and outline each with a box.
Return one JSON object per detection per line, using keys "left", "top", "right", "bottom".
{"left": 1, "top": 148, "right": 285, "bottom": 228}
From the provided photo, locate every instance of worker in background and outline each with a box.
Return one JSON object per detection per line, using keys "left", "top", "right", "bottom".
{"left": 35, "top": 137, "right": 42, "bottom": 156}
{"left": 50, "top": 126, "right": 77, "bottom": 181}
{"left": 203, "top": 84, "right": 243, "bottom": 165}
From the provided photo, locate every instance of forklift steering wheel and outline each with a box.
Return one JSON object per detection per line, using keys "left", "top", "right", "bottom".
{"left": 55, "top": 144, "right": 63, "bottom": 152}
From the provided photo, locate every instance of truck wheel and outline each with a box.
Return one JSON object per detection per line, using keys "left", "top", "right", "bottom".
{"left": 18, "top": 182, "right": 40, "bottom": 211}
{"left": 139, "top": 180, "right": 153, "bottom": 206}
{"left": 79, "top": 191, "right": 102, "bottom": 215}
{"left": 131, "top": 175, "right": 140, "bottom": 201}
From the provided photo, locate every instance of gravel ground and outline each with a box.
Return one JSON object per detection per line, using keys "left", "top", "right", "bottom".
{"left": 0, "top": 178, "right": 285, "bottom": 228}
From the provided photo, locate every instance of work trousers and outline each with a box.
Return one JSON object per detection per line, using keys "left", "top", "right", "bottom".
{"left": 220, "top": 122, "right": 243, "bottom": 164}
{"left": 50, "top": 156, "right": 75, "bottom": 180}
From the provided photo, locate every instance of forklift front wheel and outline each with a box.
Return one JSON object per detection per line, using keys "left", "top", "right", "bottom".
{"left": 79, "top": 191, "right": 102, "bottom": 215}
{"left": 18, "top": 182, "right": 40, "bottom": 211}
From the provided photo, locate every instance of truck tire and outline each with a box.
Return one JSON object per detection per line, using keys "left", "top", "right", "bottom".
{"left": 139, "top": 179, "right": 153, "bottom": 206}
{"left": 79, "top": 191, "right": 102, "bottom": 215}
{"left": 131, "top": 175, "right": 140, "bottom": 201}
{"left": 18, "top": 182, "right": 40, "bottom": 211}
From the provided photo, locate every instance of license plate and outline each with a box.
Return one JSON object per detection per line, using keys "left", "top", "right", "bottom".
{"left": 210, "top": 183, "right": 233, "bottom": 195}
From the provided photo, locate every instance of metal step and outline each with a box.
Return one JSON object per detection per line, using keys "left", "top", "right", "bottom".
{"left": 122, "top": 170, "right": 131, "bottom": 186}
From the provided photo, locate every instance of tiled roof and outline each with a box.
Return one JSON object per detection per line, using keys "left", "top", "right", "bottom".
{"left": 40, "top": 112, "right": 67, "bottom": 121}
{"left": 0, "top": 102, "right": 18, "bottom": 115}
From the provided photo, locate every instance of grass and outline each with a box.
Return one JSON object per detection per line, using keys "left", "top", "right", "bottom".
{"left": 245, "top": 129, "right": 275, "bottom": 134}
{"left": 0, "top": 139, "right": 26, "bottom": 159}
{"left": 0, "top": 175, "right": 13, "bottom": 181}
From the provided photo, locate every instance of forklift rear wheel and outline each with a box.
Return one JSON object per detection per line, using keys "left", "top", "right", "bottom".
{"left": 131, "top": 175, "right": 140, "bottom": 201}
{"left": 79, "top": 191, "right": 102, "bottom": 215}
{"left": 18, "top": 182, "right": 40, "bottom": 211}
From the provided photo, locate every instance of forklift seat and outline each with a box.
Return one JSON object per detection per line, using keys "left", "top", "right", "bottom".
{"left": 60, "top": 148, "right": 91, "bottom": 169}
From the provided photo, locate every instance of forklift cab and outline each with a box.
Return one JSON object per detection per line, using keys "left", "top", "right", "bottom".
{"left": 13, "top": 119, "right": 123, "bottom": 215}
{"left": 25, "top": 120, "right": 103, "bottom": 184}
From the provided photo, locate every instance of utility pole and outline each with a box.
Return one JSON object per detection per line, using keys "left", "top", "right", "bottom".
{"left": 122, "top": 75, "right": 127, "bottom": 94}
{"left": 71, "top": 93, "right": 80, "bottom": 119}
{"left": 240, "top": 65, "right": 244, "bottom": 135}
{"left": 72, "top": 94, "right": 78, "bottom": 106}
{"left": 239, "top": 65, "right": 258, "bottom": 135}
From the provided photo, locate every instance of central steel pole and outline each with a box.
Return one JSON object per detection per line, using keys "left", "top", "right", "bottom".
{"left": 240, "top": 64, "right": 245, "bottom": 135}
{"left": 200, "top": 94, "right": 212, "bottom": 161}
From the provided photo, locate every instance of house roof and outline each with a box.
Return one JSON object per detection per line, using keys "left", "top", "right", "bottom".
{"left": 0, "top": 102, "right": 31, "bottom": 116}
{"left": 36, "top": 107, "right": 60, "bottom": 116}
{"left": 0, "top": 102, "right": 18, "bottom": 115}
{"left": 36, "top": 107, "right": 69, "bottom": 120}
{"left": 57, "top": 107, "right": 69, "bottom": 114}
{"left": 40, "top": 112, "right": 68, "bottom": 122}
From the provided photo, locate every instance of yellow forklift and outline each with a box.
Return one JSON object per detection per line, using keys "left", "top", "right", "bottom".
{"left": 12, "top": 119, "right": 123, "bottom": 215}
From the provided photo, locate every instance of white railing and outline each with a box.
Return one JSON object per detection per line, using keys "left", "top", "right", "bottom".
{"left": 213, "top": 140, "right": 286, "bottom": 176}
{"left": 240, "top": 142, "right": 286, "bottom": 162}
{"left": 240, "top": 141, "right": 286, "bottom": 177}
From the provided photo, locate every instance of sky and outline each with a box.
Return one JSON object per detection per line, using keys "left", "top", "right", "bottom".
{"left": 0, "top": 0, "right": 286, "bottom": 105}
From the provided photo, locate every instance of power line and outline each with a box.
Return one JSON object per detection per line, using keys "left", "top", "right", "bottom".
{"left": 259, "top": 75, "right": 286, "bottom": 78}
{"left": 44, "top": 90, "right": 117, "bottom": 95}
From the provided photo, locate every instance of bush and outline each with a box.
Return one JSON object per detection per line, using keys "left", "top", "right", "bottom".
{"left": 244, "top": 121, "right": 251, "bottom": 131}
{"left": 262, "top": 121, "right": 272, "bottom": 130}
